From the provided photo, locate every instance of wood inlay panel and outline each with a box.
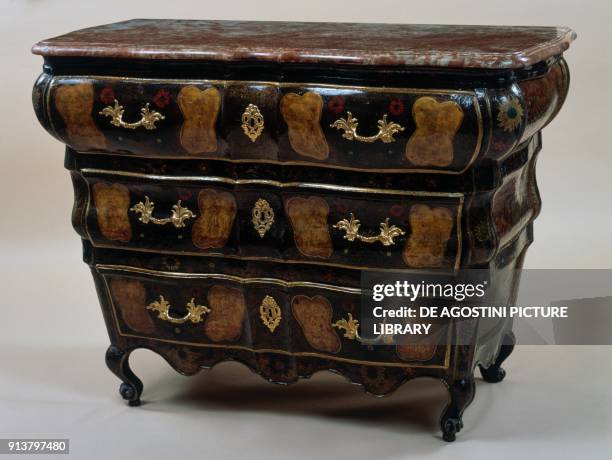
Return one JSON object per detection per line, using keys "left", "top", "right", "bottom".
{"left": 109, "top": 278, "right": 155, "bottom": 333}
{"left": 396, "top": 344, "right": 437, "bottom": 362}
{"left": 54, "top": 82, "right": 106, "bottom": 150}
{"left": 292, "top": 295, "right": 341, "bottom": 354}
{"left": 403, "top": 204, "right": 454, "bottom": 267}
{"left": 177, "top": 86, "right": 221, "bottom": 154}
{"left": 406, "top": 97, "right": 464, "bottom": 167}
{"left": 280, "top": 92, "right": 329, "bottom": 159}
{"left": 285, "top": 196, "right": 333, "bottom": 258}
{"left": 92, "top": 182, "right": 132, "bottom": 242}
{"left": 192, "top": 189, "right": 237, "bottom": 249}
{"left": 205, "top": 285, "right": 246, "bottom": 342}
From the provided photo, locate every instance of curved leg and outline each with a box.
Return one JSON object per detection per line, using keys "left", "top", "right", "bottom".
{"left": 105, "top": 345, "right": 143, "bottom": 406}
{"left": 479, "top": 331, "right": 516, "bottom": 383}
{"left": 440, "top": 378, "right": 475, "bottom": 442}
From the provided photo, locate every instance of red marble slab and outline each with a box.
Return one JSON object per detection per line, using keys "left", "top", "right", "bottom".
{"left": 32, "top": 19, "right": 575, "bottom": 69}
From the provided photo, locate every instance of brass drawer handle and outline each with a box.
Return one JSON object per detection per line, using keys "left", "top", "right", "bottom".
{"left": 333, "top": 213, "right": 405, "bottom": 246}
{"left": 130, "top": 196, "right": 196, "bottom": 228}
{"left": 241, "top": 104, "right": 264, "bottom": 142}
{"left": 252, "top": 198, "right": 274, "bottom": 238}
{"left": 333, "top": 313, "right": 388, "bottom": 345}
{"left": 333, "top": 313, "right": 361, "bottom": 340}
{"left": 99, "top": 99, "right": 165, "bottom": 130}
{"left": 331, "top": 112, "right": 404, "bottom": 143}
{"left": 146, "top": 295, "right": 211, "bottom": 324}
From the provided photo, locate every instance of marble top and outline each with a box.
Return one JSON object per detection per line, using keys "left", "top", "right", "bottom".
{"left": 32, "top": 19, "right": 576, "bottom": 69}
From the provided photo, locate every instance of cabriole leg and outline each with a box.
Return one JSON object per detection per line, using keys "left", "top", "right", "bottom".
{"left": 441, "top": 378, "right": 475, "bottom": 442}
{"left": 105, "top": 345, "right": 143, "bottom": 406}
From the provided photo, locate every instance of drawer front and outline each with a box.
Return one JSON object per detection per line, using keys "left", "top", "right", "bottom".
{"left": 280, "top": 84, "right": 482, "bottom": 173}
{"left": 80, "top": 170, "right": 463, "bottom": 271}
{"left": 43, "top": 76, "right": 482, "bottom": 173}
{"left": 99, "top": 265, "right": 449, "bottom": 368}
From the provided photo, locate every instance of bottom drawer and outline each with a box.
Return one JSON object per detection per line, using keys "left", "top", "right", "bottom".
{"left": 96, "top": 264, "right": 450, "bottom": 369}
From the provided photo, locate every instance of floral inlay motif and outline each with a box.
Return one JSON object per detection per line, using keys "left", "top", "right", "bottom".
{"left": 497, "top": 97, "right": 524, "bottom": 133}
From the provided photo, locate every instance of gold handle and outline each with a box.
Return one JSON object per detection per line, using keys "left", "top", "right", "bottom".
{"left": 241, "top": 104, "right": 264, "bottom": 142}
{"left": 333, "top": 213, "right": 405, "bottom": 246}
{"left": 251, "top": 198, "right": 274, "bottom": 238}
{"left": 333, "top": 313, "right": 389, "bottom": 345}
{"left": 146, "top": 295, "right": 211, "bottom": 324}
{"left": 332, "top": 313, "right": 361, "bottom": 340}
{"left": 330, "top": 112, "right": 404, "bottom": 143}
{"left": 130, "top": 196, "right": 196, "bottom": 228}
{"left": 99, "top": 99, "right": 165, "bottom": 130}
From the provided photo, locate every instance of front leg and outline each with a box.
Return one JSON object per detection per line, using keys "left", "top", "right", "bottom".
{"left": 105, "top": 345, "right": 143, "bottom": 406}
{"left": 440, "top": 377, "right": 475, "bottom": 442}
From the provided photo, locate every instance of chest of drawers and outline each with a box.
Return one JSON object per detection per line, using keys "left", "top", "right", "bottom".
{"left": 32, "top": 19, "right": 574, "bottom": 441}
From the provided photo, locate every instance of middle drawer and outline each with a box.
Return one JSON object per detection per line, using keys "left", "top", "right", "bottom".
{"left": 77, "top": 169, "right": 463, "bottom": 271}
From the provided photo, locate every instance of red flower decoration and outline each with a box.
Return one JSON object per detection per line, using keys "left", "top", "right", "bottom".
{"left": 99, "top": 87, "right": 115, "bottom": 105}
{"left": 493, "top": 141, "right": 507, "bottom": 151}
{"left": 388, "top": 98, "right": 404, "bottom": 116}
{"left": 328, "top": 96, "right": 345, "bottom": 114}
{"left": 335, "top": 201, "right": 349, "bottom": 215}
{"left": 389, "top": 204, "right": 405, "bottom": 217}
{"left": 153, "top": 89, "right": 172, "bottom": 108}
{"left": 177, "top": 188, "right": 193, "bottom": 201}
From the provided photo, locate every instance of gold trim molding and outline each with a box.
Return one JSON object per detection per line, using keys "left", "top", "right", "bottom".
{"left": 81, "top": 168, "right": 464, "bottom": 198}
{"left": 96, "top": 264, "right": 363, "bottom": 293}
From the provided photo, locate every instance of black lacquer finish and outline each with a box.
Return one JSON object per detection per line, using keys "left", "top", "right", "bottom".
{"left": 105, "top": 345, "right": 143, "bottom": 406}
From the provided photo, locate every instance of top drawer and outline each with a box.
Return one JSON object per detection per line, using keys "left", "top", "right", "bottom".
{"left": 36, "top": 75, "right": 483, "bottom": 173}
